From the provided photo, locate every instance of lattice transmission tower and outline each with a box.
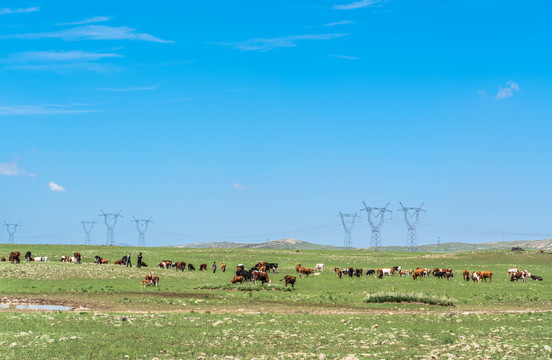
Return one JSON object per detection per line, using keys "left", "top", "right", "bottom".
{"left": 397, "top": 202, "right": 426, "bottom": 252}
{"left": 132, "top": 217, "right": 153, "bottom": 247}
{"left": 3, "top": 222, "right": 20, "bottom": 244}
{"left": 99, "top": 210, "right": 123, "bottom": 246}
{"left": 338, "top": 212, "right": 359, "bottom": 250}
{"left": 361, "top": 202, "right": 392, "bottom": 251}
{"left": 81, "top": 220, "right": 96, "bottom": 245}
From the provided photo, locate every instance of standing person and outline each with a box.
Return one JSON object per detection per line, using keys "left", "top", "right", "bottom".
{"left": 126, "top": 253, "right": 132, "bottom": 267}
{"left": 137, "top": 252, "right": 143, "bottom": 268}
{"left": 212, "top": 261, "right": 217, "bottom": 273}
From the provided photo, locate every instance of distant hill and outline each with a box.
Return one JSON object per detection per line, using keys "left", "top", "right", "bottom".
{"left": 173, "top": 238, "right": 552, "bottom": 252}
{"left": 377, "top": 238, "right": 552, "bottom": 252}
{"left": 173, "top": 238, "right": 346, "bottom": 250}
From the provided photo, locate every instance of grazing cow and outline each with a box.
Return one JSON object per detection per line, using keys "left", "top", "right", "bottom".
{"left": 231, "top": 276, "right": 244, "bottom": 284}
{"left": 393, "top": 266, "right": 402, "bottom": 272}
{"left": 151, "top": 276, "right": 159, "bottom": 287}
{"left": 444, "top": 272, "right": 454, "bottom": 280}
{"left": 188, "top": 263, "right": 196, "bottom": 271}
{"left": 199, "top": 263, "right": 207, "bottom": 271}
{"left": 471, "top": 271, "right": 481, "bottom": 282}
{"left": 463, "top": 270, "right": 470, "bottom": 281}
{"left": 382, "top": 268, "right": 394, "bottom": 277}
{"left": 315, "top": 264, "right": 324, "bottom": 272}
{"left": 365, "top": 269, "right": 376, "bottom": 277}
{"left": 354, "top": 268, "right": 363, "bottom": 277}
{"left": 510, "top": 271, "right": 526, "bottom": 283}
{"left": 434, "top": 271, "right": 446, "bottom": 279}
{"left": 412, "top": 268, "right": 425, "bottom": 280}
{"left": 280, "top": 275, "right": 296, "bottom": 288}
{"left": 295, "top": 263, "right": 302, "bottom": 273}
{"left": 530, "top": 275, "right": 543, "bottom": 281}
{"left": 25, "top": 251, "right": 32, "bottom": 261}
{"left": 252, "top": 271, "right": 271, "bottom": 285}
{"left": 267, "top": 263, "right": 279, "bottom": 273}
{"left": 157, "top": 261, "right": 171, "bottom": 269}
{"left": 347, "top": 267, "right": 354, "bottom": 277}
{"left": 142, "top": 279, "right": 151, "bottom": 287}
{"left": 221, "top": 262, "right": 226, "bottom": 272}
{"left": 399, "top": 270, "right": 409, "bottom": 277}
{"left": 73, "top": 252, "right": 81, "bottom": 264}
{"left": 377, "top": 268, "right": 384, "bottom": 279}
{"left": 480, "top": 271, "right": 492, "bottom": 282}
{"left": 298, "top": 267, "right": 313, "bottom": 277}
{"left": 507, "top": 268, "right": 518, "bottom": 277}
{"left": 174, "top": 261, "right": 186, "bottom": 272}
{"left": 34, "top": 257, "right": 48, "bottom": 262}
{"left": 9, "top": 251, "right": 21, "bottom": 264}
{"left": 334, "top": 267, "right": 343, "bottom": 279}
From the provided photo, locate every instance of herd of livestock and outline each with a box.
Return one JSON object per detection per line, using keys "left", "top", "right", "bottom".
{"left": 2, "top": 251, "right": 544, "bottom": 289}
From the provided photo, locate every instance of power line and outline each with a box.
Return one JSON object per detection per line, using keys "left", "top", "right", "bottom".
{"left": 338, "top": 212, "right": 359, "bottom": 250}
{"left": 99, "top": 210, "right": 123, "bottom": 246}
{"left": 398, "top": 202, "right": 426, "bottom": 252}
{"left": 3, "top": 222, "right": 20, "bottom": 244}
{"left": 132, "top": 217, "right": 153, "bottom": 247}
{"left": 361, "top": 202, "right": 392, "bottom": 251}
{"left": 81, "top": 220, "right": 96, "bottom": 245}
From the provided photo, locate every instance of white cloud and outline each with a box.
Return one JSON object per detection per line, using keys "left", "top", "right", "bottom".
{"left": 0, "top": 161, "right": 25, "bottom": 176}
{"left": 334, "top": 0, "right": 383, "bottom": 10}
{"left": 2, "top": 25, "right": 173, "bottom": 43}
{"left": 48, "top": 181, "right": 66, "bottom": 192}
{"left": 496, "top": 81, "right": 519, "bottom": 100}
{"left": 100, "top": 85, "right": 158, "bottom": 92}
{"left": 0, "top": 103, "right": 96, "bottom": 115}
{"left": 325, "top": 20, "right": 354, "bottom": 26}
{"left": 0, "top": 7, "right": 39, "bottom": 15}
{"left": 329, "top": 54, "right": 360, "bottom": 60}
{"left": 233, "top": 183, "right": 247, "bottom": 191}
{"left": 5, "top": 50, "right": 123, "bottom": 63}
{"left": 58, "top": 16, "right": 113, "bottom": 26}
{"left": 216, "top": 33, "right": 348, "bottom": 52}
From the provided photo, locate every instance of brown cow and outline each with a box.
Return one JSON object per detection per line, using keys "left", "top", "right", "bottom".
{"left": 471, "top": 271, "right": 481, "bottom": 282}
{"left": 480, "top": 271, "right": 492, "bottom": 282}
{"left": 174, "top": 261, "right": 186, "bottom": 272}
{"left": 231, "top": 276, "right": 244, "bottom": 284}
{"left": 73, "top": 252, "right": 81, "bottom": 264}
{"left": 298, "top": 267, "right": 313, "bottom": 277}
{"left": 9, "top": 251, "right": 21, "bottom": 264}
{"left": 1, "top": 257, "right": 5, "bottom": 262}
{"left": 412, "top": 268, "right": 425, "bottom": 280}
{"left": 463, "top": 270, "right": 470, "bottom": 281}
{"left": 115, "top": 259, "right": 124, "bottom": 265}
{"left": 280, "top": 275, "right": 296, "bottom": 288}
{"left": 354, "top": 268, "right": 363, "bottom": 277}
{"left": 377, "top": 268, "right": 384, "bottom": 279}
{"left": 158, "top": 261, "right": 171, "bottom": 269}
{"left": 221, "top": 262, "right": 226, "bottom": 272}
{"left": 252, "top": 270, "right": 271, "bottom": 285}
{"left": 100, "top": 259, "right": 109, "bottom": 264}
{"left": 151, "top": 276, "right": 159, "bottom": 287}
{"left": 510, "top": 271, "right": 526, "bottom": 283}
{"left": 199, "top": 263, "right": 207, "bottom": 271}
{"left": 334, "top": 267, "right": 343, "bottom": 279}
{"left": 295, "top": 263, "right": 302, "bottom": 272}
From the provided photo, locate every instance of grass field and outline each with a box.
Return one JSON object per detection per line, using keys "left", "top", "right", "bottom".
{"left": 1, "top": 244, "right": 551, "bottom": 359}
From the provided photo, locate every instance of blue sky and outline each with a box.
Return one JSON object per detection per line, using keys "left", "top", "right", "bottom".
{"left": 1, "top": 0, "right": 551, "bottom": 247}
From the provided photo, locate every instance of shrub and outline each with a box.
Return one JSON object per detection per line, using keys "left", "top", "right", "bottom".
{"left": 364, "top": 291, "right": 454, "bottom": 306}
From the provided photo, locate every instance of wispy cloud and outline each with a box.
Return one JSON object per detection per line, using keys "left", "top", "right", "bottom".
{"left": 5, "top": 50, "right": 123, "bottom": 63}
{"left": 328, "top": 54, "right": 360, "bottom": 60}
{"left": 2, "top": 25, "right": 173, "bottom": 43}
{"left": 99, "top": 85, "right": 158, "bottom": 92}
{"left": 48, "top": 181, "right": 66, "bottom": 192}
{"left": 57, "top": 16, "right": 113, "bottom": 26}
{"left": 0, "top": 103, "right": 97, "bottom": 115}
{"left": 0, "top": 161, "right": 25, "bottom": 176}
{"left": 0, "top": 7, "right": 39, "bottom": 15}
{"left": 325, "top": 20, "right": 354, "bottom": 26}
{"left": 333, "top": 0, "right": 383, "bottom": 10}
{"left": 233, "top": 183, "right": 247, "bottom": 191}
{"left": 496, "top": 81, "right": 519, "bottom": 100}
{"left": 216, "top": 33, "right": 348, "bottom": 52}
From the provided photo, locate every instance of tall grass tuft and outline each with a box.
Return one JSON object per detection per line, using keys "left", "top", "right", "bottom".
{"left": 364, "top": 291, "right": 454, "bottom": 306}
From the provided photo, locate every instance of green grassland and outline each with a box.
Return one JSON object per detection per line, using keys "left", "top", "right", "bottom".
{"left": 1, "top": 244, "right": 551, "bottom": 359}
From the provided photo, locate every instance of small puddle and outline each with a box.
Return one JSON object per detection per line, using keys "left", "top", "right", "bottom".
{"left": 0, "top": 303, "right": 72, "bottom": 311}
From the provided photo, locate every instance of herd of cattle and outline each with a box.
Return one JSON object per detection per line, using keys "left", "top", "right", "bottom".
{"left": 1, "top": 251, "right": 544, "bottom": 289}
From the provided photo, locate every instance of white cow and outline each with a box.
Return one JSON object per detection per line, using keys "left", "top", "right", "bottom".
{"left": 315, "top": 263, "right": 324, "bottom": 272}
{"left": 382, "top": 268, "right": 393, "bottom": 276}
{"left": 33, "top": 257, "right": 49, "bottom": 262}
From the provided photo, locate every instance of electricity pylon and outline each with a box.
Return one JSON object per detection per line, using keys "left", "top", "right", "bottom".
{"left": 99, "top": 210, "right": 123, "bottom": 246}
{"left": 397, "top": 202, "right": 426, "bottom": 252}
{"left": 338, "top": 212, "right": 359, "bottom": 250}
{"left": 361, "top": 202, "right": 392, "bottom": 251}
{"left": 437, "top": 236, "right": 441, "bottom": 252}
{"left": 132, "top": 217, "right": 152, "bottom": 247}
{"left": 3, "top": 222, "right": 20, "bottom": 244}
{"left": 81, "top": 220, "right": 96, "bottom": 245}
